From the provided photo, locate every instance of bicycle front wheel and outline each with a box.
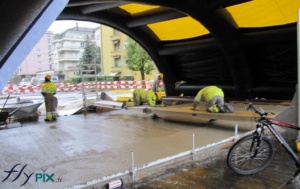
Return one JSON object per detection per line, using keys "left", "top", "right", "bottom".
{"left": 227, "top": 135, "right": 274, "bottom": 175}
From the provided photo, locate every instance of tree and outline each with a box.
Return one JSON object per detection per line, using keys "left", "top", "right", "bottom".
{"left": 80, "top": 35, "right": 101, "bottom": 76}
{"left": 125, "top": 37, "right": 155, "bottom": 80}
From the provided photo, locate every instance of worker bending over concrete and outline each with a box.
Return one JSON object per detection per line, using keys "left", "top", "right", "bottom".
{"left": 133, "top": 89, "right": 157, "bottom": 107}
{"left": 192, "top": 86, "right": 225, "bottom": 113}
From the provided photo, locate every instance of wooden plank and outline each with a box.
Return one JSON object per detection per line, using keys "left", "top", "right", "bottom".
{"left": 162, "top": 96, "right": 291, "bottom": 106}
{"left": 162, "top": 96, "right": 194, "bottom": 102}
{"left": 143, "top": 106, "right": 259, "bottom": 122}
{"left": 129, "top": 101, "right": 287, "bottom": 123}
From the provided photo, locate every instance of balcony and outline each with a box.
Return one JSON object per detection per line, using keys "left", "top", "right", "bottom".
{"left": 111, "top": 51, "right": 121, "bottom": 58}
{"left": 57, "top": 58, "right": 79, "bottom": 62}
{"left": 57, "top": 46, "right": 82, "bottom": 52}
{"left": 111, "top": 35, "right": 121, "bottom": 41}
{"left": 54, "top": 70, "right": 64, "bottom": 74}
{"left": 67, "top": 66, "right": 79, "bottom": 69}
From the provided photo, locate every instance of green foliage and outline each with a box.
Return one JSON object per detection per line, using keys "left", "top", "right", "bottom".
{"left": 80, "top": 35, "right": 101, "bottom": 74}
{"left": 121, "top": 76, "right": 134, "bottom": 80}
{"left": 64, "top": 77, "right": 81, "bottom": 83}
{"left": 96, "top": 76, "right": 115, "bottom": 81}
{"left": 82, "top": 77, "right": 94, "bottom": 82}
{"left": 65, "top": 76, "right": 116, "bottom": 83}
{"left": 101, "top": 77, "right": 114, "bottom": 81}
{"left": 125, "top": 38, "right": 155, "bottom": 80}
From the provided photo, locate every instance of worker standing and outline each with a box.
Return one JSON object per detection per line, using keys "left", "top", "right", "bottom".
{"left": 133, "top": 88, "right": 157, "bottom": 107}
{"left": 41, "top": 74, "right": 57, "bottom": 121}
{"left": 192, "top": 86, "right": 225, "bottom": 113}
{"left": 152, "top": 73, "right": 163, "bottom": 92}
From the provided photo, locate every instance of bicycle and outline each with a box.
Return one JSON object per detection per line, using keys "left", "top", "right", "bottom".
{"left": 227, "top": 103, "right": 300, "bottom": 186}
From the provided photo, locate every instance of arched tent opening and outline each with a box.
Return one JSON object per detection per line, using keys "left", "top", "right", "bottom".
{"left": 58, "top": 0, "right": 300, "bottom": 100}
{"left": 0, "top": 0, "right": 299, "bottom": 100}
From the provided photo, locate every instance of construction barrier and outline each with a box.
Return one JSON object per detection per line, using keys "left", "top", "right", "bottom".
{"left": 1, "top": 80, "right": 164, "bottom": 95}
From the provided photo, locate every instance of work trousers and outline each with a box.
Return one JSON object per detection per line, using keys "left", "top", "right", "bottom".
{"left": 44, "top": 94, "right": 57, "bottom": 120}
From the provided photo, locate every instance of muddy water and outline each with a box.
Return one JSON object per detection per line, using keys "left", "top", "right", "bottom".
{"left": 0, "top": 103, "right": 289, "bottom": 189}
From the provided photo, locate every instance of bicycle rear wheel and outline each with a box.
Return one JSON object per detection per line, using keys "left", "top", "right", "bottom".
{"left": 227, "top": 134, "right": 274, "bottom": 175}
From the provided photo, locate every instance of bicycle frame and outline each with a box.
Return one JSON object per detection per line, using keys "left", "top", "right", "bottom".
{"left": 228, "top": 103, "right": 300, "bottom": 184}
{"left": 262, "top": 119, "right": 300, "bottom": 166}
{"left": 254, "top": 115, "right": 300, "bottom": 181}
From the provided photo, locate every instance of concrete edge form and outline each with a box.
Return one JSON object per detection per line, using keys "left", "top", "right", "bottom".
{"left": 67, "top": 131, "right": 253, "bottom": 189}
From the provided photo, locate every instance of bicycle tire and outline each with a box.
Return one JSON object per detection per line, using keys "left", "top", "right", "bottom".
{"left": 227, "top": 134, "right": 274, "bottom": 175}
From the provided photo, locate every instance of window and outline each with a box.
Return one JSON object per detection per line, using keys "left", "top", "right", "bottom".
{"left": 113, "top": 42, "right": 120, "bottom": 51}
{"left": 124, "top": 40, "right": 129, "bottom": 50}
{"left": 71, "top": 52, "right": 77, "bottom": 58}
{"left": 114, "top": 58, "right": 121, "bottom": 67}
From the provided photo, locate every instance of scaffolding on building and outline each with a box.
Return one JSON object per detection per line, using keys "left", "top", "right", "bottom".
{"left": 80, "top": 61, "right": 99, "bottom": 114}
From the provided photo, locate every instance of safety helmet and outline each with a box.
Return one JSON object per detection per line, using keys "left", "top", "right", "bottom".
{"left": 45, "top": 74, "right": 51, "bottom": 80}
{"left": 159, "top": 73, "right": 164, "bottom": 78}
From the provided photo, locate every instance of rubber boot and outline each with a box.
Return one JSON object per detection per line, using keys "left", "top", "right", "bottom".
{"left": 45, "top": 112, "right": 52, "bottom": 121}
{"left": 52, "top": 112, "right": 57, "bottom": 121}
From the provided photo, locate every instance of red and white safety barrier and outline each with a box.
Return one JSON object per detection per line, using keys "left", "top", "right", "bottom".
{"left": 1, "top": 80, "right": 164, "bottom": 95}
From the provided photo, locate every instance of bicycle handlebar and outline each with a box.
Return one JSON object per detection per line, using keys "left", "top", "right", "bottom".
{"left": 245, "top": 103, "right": 269, "bottom": 117}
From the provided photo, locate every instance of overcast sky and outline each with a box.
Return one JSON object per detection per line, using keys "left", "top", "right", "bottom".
{"left": 47, "top": 20, "right": 100, "bottom": 34}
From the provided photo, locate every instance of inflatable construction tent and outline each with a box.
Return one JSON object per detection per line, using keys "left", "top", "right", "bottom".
{"left": 1, "top": 0, "right": 300, "bottom": 100}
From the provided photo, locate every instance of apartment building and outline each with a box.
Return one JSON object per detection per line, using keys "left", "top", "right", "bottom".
{"left": 17, "top": 31, "right": 55, "bottom": 84}
{"left": 17, "top": 24, "right": 157, "bottom": 84}
{"left": 100, "top": 25, "right": 158, "bottom": 80}
{"left": 50, "top": 26, "right": 99, "bottom": 81}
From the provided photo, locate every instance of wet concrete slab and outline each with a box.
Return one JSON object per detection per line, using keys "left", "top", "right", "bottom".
{"left": 0, "top": 102, "right": 294, "bottom": 189}
{"left": 133, "top": 127, "right": 300, "bottom": 189}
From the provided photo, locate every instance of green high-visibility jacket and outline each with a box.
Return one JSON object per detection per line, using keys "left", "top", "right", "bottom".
{"left": 194, "top": 86, "right": 224, "bottom": 102}
{"left": 133, "top": 89, "right": 157, "bottom": 107}
{"left": 41, "top": 82, "right": 57, "bottom": 94}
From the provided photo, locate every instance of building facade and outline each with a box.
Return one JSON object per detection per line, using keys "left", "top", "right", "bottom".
{"left": 50, "top": 26, "right": 99, "bottom": 81}
{"left": 17, "top": 31, "right": 55, "bottom": 84}
{"left": 16, "top": 24, "right": 158, "bottom": 84}
{"left": 100, "top": 25, "right": 158, "bottom": 81}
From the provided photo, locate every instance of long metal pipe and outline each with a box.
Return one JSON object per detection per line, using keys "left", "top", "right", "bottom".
{"left": 297, "top": 10, "right": 300, "bottom": 141}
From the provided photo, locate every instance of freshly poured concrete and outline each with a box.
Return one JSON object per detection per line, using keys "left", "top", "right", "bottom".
{"left": 0, "top": 102, "right": 290, "bottom": 189}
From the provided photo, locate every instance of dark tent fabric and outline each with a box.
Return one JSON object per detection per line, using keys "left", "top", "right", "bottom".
{"left": 0, "top": 0, "right": 299, "bottom": 100}
{"left": 58, "top": 0, "right": 299, "bottom": 100}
